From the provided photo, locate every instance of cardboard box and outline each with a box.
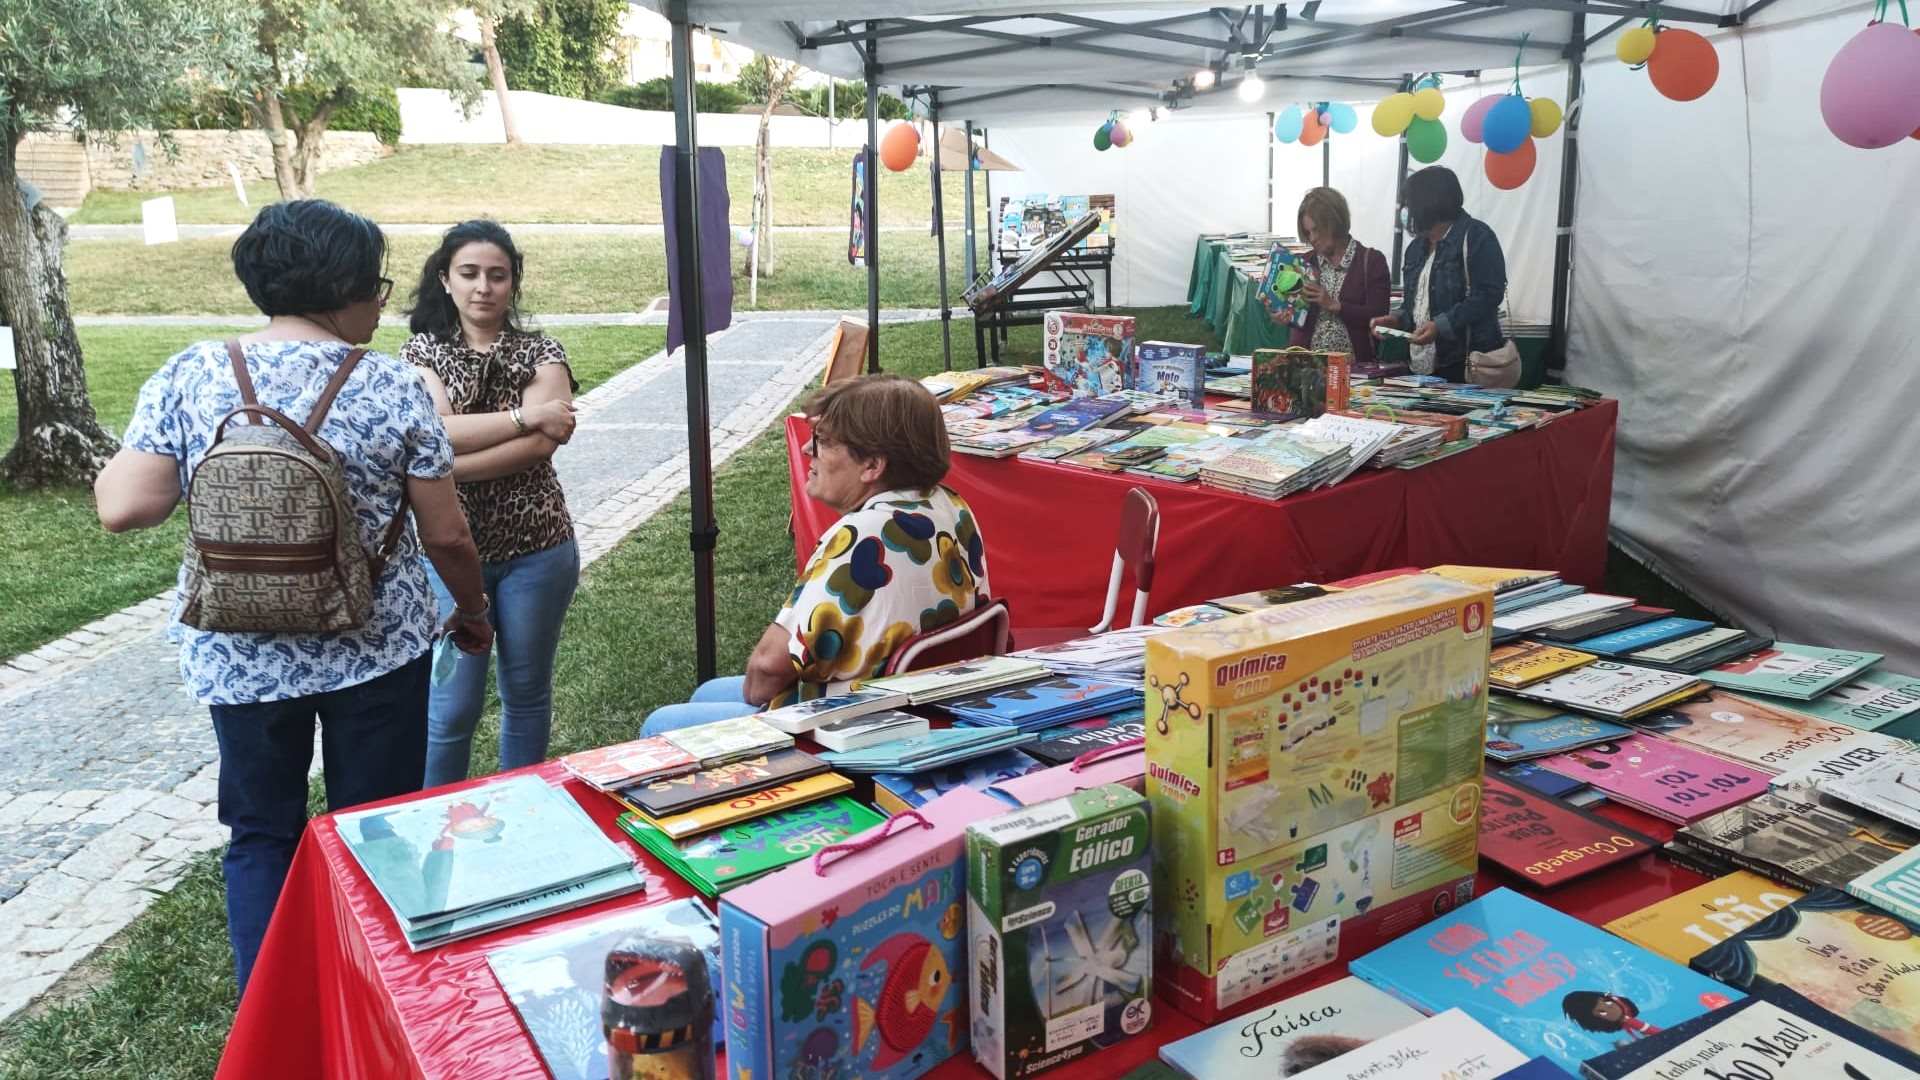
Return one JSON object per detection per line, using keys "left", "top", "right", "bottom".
{"left": 1142, "top": 573, "right": 1492, "bottom": 1021}
{"left": 720, "top": 787, "right": 1003, "bottom": 1080}
{"left": 967, "top": 785, "right": 1153, "bottom": 1079}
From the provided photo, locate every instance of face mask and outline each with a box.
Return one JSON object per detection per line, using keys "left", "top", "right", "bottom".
{"left": 1398, "top": 206, "right": 1412, "bottom": 231}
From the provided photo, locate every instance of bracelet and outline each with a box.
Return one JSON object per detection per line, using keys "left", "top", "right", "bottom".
{"left": 510, "top": 406, "right": 526, "bottom": 434}
{"left": 455, "top": 598, "right": 490, "bottom": 624}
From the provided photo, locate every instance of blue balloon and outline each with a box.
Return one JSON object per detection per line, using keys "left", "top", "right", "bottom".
{"left": 1484, "top": 95, "right": 1533, "bottom": 154}
{"left": 1274, "top": 105, "right": 1304, "bottom": 143}
{"left": 1327, "top": 102, "right": 1358, "bottom": 134}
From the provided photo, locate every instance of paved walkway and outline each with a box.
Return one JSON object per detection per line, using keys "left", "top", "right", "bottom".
{"left": 69, "top": 222, "right": 955, "bottom": 241}
{"left": 0, "top": 308, "right": 945, "bottom": 1021}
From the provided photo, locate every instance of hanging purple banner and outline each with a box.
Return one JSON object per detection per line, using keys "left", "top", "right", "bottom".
{"left": 659, "top": 146, "right": 734, "bottom": 353}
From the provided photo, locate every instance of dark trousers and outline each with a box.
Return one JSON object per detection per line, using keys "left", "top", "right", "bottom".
{"left": 209, "top": 654, "right": 430, "bottom": 993}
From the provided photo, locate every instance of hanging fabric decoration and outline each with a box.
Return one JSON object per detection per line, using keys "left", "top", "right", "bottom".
{"left": 1820, "top": 0, "right": 1920, "bottom": 149}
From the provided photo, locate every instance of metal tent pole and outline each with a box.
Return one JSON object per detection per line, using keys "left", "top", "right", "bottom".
{"left": 1548, "top": 13, "right": 1587, "bottom": 382}
{"left": 1322, "top": 135, "right": 1331, "bottom": 187}
{"left": 963, "top": 120, "right": 978, "bottom": 284}
{"left": 1390, "top": 76, "right": 1413, "bottom": 282}
{"left": 667, "top": 1, "right": 717, "bottom": 683}
{"left": 864, "top": 35, "right": 882, "bottom": 373}
{"left": 1266, "top": 111, "right": 1275, "bottom": 232}
{"left": 930, "top": 100, "right": 953, "bottom": 371}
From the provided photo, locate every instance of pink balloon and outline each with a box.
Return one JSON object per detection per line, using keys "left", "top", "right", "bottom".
{"left": 1821, "top": 22, "right": 1920, "bottom": 149}
{"left": 1461, "top": 94, "right": 1502, "bottom": 144}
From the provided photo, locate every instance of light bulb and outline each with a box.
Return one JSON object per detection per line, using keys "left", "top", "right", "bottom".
{"left": 1237, "top": 73, "right": 1265, "bottom": 103}
{"left": 1192, "top": 69, "right": 1217, "bottom": 91}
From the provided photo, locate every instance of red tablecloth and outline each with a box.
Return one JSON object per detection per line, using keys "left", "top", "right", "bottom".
{"left": 785, "top": 401, "right": 1618, "bottom": 630}
{"left": 218, "top": 761, "right": 1705, "bottom": 1079}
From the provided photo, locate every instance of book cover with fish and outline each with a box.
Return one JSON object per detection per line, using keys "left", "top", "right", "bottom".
{"left": 1690, "top": 889, "right": 1920, "bottom": 1055}
{"left": 1581, "top": 985, "right": 1920, "bottom": 1079}
{"left": 1348, "top": 888, "right": 1741, "bottom": 1074}
{"left": 720, "top": 787, "right": 1002, "bottom": 1080}
{"left": 1533, "top": 737, "right": 1770, "bottom": 824}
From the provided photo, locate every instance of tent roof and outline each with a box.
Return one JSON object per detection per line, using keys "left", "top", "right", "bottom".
{"left": 638, "top": 1, "right": 1761, "bottom": 124}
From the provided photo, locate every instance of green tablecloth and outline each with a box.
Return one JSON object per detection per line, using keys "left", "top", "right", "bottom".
{"left": 1187, "top": 236, "right": 1216, "bottom": 316}
{"left": 1219, "top": 269, "right": 1297, "bottom": 355}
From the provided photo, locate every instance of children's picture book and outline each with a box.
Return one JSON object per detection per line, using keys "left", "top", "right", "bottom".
{"left": 486, "top": 899, "right": 724, "bottom": 1078}
{"left": 1477, "top": 776, "right": 1656, "bottom": 888}
{"left": 335, "top": 774, "right": 632, "bottom": 928}
{"left": 758, "top": 687, "right": 911, "bottom": 735}
{"left": 1621, "top": 626, "right": 1752, "bottom": 665}
{"left": 1025, "top": 715, "right": 1148, "bottom": 766}
{"left": 1531, "top": 607, "right": 1667, "bottom": 645}
{"left": 1534, "top": 737, "right": 1771, "bottom": 824}
{"left": 1701, "top": 644, "right": 1885, "bottom": 701}
{"left": 1580, "top": 984, "right": 1920, "bottom": 1079}
{"left": 1485, "top": 697, "right": 1632, "bottom": 763}
{"left": 1494, "top": 1058, "right": 1578, "bottom": 1078}
{"left": 659, "top": 714, "right": 793, "bottom": 766}
{"left": 1043, "top": 311, "right": 1135, "bottom": 398}
{"left": 1133, "top": 341, "right": 1207, "bottom": 406}
{"left": 940, "top": 674, "right": 1143, "bottom": 731}
{"left": 811, "top": 709, "right": 929, "bottom": 753}
{"left": 1423, "top": 566, "right": 1558, "bottom": 593}
{"left": 1488, "top": 642, "right": 1599, "bottom": 690}
{"left": 1503, "top": 661, "right": 1706, "bottom": 721}
{"left": 628, "top": 772, "right": 853, "bottom": 840}
{"left": 1691, "top": 888, "right": 1920, "bottom": 1053}
{"left": 1627, "top": 690, "right": 1907, "bottom": 775}
{"left": 1810, "top": 743, "right": 1920, "bottom": 831}
{"left": 1673, "top": 789, "right": 1918, "bottom": 892}
{"left": 821, "top": 726, "right": 1039, "bottom": 774}
{"left": 871, "top": 749, "right": 1040, "bottom": 816}
{"left": 1493, "top": 594, "right": 1639, "bottom": 635}
{"left": 1749, "top": 669, "right": 1920, "bottom": 735}
{"left": 1349, "top": 888, "right": 1741, "bottom": 1073}
{"left": 863, "top": 655, "right": 1052, "bottom": 704}
{"left": 1289, "top": 1008, "right": 1528, "bottom": 1079}
{"left": 558, "top": 736, "right": 698, "bottom": 790}
{"left": 1257, "top": 243, "right": 1313, "bottom": 328}
{"left": 1846, "top": 844, "right": 1920, "bottom": 924}
{"left": 1495, "top": 761, "right": 1589, "bottom": 799}
{"left": 1157, "top": 975, "right": 1424, "bottom": 1078}
{"left": 618, "top": 795, "right": 885, "bottom": 896}
{"left": 1250, "top": 348, "right": 1351, "bottom": 418}
{"left": 1602, "top": 871, "right": 1804, "bottom": 965}
{"left": 1017, "top": 396, "right": 1131, "bottom": 439}
{"left": 1567, "top": 618, "right": 1715, "bottom": 658}
{"left": 615, "top": 748, "right": 828, "bottom": 818}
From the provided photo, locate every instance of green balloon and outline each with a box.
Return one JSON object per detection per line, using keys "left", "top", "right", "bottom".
{"left": 1406, "top": 116, "right": 1448, "bottom": 164}
{"left": 1093, "top": 125, "right": 1112, "bottom": 151}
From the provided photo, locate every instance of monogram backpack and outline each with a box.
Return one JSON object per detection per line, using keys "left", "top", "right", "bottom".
{"left": 178, "top": 340, "right": 409, "bottom": 634}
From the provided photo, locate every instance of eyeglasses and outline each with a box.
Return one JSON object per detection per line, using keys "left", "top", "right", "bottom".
{"left": 803, "top": 432, "right": 838, "bottom": 457}
{"left": 376, "top": 277, "right": 394, "bottom": 304}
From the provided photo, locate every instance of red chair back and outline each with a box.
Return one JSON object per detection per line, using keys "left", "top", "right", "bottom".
{"left": 882, "top": 599, "right": 1012, "bottom": 675}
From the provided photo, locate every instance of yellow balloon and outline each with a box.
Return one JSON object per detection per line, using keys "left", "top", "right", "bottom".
{"left": 1617, "top": 26, "right": 1656, "bottom": 65}
{"left": 1411, "top": 87, "right": 1446, "bottom": 120}
{"left": 1530, "top": 97, "right": 1563, "bottom": 138}
{"left": 1372, "top": 93, "right": 1415, "bottom": 136}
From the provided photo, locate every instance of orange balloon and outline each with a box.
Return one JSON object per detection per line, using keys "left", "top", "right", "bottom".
{"left": 1299, "top": 111, "right": 1326, "bottom": 146}
{"left": 1484, "top": 138, "right": 1537, "bottom": 190}
{"left": 879, "top": 122, "right": 920, "bottom": 171}
{"left": 1647, "top": 28, "right": 1719, "bottom": 102}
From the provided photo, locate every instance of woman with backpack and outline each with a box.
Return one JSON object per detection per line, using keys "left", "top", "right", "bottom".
{"left": 92, "top": 199, "right": 493, "bottom": 994}
{"left": 400, "top": 221, "right": 581, "bottom": 789}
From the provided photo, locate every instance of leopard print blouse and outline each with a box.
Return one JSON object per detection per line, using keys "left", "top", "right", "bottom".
{"left": 401, "top": 330, "right": 575, "bottom": 564}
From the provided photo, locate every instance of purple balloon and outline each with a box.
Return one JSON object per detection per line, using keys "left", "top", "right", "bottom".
{"left": 1461, "top": 94, "right": 1501, "bottom": 144}
{"left": 1821, "top": 23, "right": 1920, "bottom": 149}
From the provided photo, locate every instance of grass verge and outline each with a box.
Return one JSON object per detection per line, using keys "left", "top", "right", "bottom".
{"left": 0, "top": 307, "right": 1213, "bottom": 1078}
{"left": 70, "top": 145, "right": 991, "bottom": 228}
{"left": 0, "top": 325, "right": 666, "bottom": 660}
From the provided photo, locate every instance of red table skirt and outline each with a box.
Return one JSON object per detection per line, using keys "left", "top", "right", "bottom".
{"left": 215, "top": 765, "right": 1705, "bottom": 1079}
{"left": 785, "top": 401, "right": 1618, "bottom": 631}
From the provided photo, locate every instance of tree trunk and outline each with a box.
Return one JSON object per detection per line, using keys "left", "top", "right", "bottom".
{"left": 0, "top": 139, "right": 118, "bottom": 489}
{"left": 291, "top": 98, "right": 340, "bottom": 200}
{"left": 755, "top": 103, "right": 775, "bottom": 276}
{"left": 480, "top": 20, "right": 521, "bottom": 146}
{"left": 254, "top": 91, "right": 301, "bottom": 201}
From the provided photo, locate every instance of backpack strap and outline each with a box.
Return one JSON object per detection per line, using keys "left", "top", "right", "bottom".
{"left": 305, "top": 348, "right": 366, "bottom": 435}
{"left": 369, "top": 488, "right": 412, "bottom": 582}
{"left": 225, "top": 339, "right": 262, "bottom": 426}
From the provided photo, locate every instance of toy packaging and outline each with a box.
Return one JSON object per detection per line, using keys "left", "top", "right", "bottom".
{"left": 966, "top": 784, "right": 1153, "bottom": 1079}
{"left": 1042, "top": 312, "right": 1135, "bottom": 399}
{"left": 1143, "top": 572, "right": 1493, "bottom": 1021}
{"left": 720, "top": 787, "right": 1003, "bottom": 1080}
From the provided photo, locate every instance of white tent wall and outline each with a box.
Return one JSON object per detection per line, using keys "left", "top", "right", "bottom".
{"left": 982, "top": 113, "right": 1271, "bottom": 306}
{"left": 1568, "top": 6, "right": 1920, "bottom": 673}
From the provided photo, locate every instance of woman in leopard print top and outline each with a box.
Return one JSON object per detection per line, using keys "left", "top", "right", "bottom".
{"left": 401, "top": 220, "right": 581, "bottom": 787}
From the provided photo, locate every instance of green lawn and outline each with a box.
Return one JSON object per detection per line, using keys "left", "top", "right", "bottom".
{"left": 70, "top": 145, "right": 992, "bottom": 228}
{"left": 0, "top": 324, "right": 666, "bottom": 660}
{"left": 0, "top": 307, "right": 1216, "bottom": 1079}
{"left": 65, "top": 229, "right": 973, "bottom": 316}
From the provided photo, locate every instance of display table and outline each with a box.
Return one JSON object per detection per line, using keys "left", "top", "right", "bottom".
{"left": 785, "top": 401, "right": 1616, "bottom": 631}
{"left": 217, "top": 754, "right": 1704, "bottom": 1079}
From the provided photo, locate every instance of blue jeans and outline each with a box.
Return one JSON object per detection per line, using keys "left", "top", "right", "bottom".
{"left": 210, "top": 654, "right": 430, "bottom": 994}
{"left": 423, "top": 539, "right": 580, "bottom": 788}
{"left": 641, "top": 675, "right": 760, "bottom": 736}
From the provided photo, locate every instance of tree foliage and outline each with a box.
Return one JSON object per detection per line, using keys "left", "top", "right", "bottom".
{"left": 495, "top": 0, "right": 628, "bottom": 100}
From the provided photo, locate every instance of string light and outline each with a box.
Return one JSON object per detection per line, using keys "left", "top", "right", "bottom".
{"left": 1237, "top": 72, "right": 1266, "bottom": 102}
{"left": 1192, "top": 68, "right": 1217, "bottom": 90}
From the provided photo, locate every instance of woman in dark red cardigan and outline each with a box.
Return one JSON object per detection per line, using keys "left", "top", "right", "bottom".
{"left": 1286, "top": 187, "right": 1392, "bottom": 367}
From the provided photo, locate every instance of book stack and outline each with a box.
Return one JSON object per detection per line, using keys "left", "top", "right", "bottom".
{"left": 818, "top": 726, "right": 1039, "bottom": 773}
{"left": 861, "top": 654, "right": 1052, "bottom": 704}
{"left": 940, "top": 673, "right": 1144, "bottom": 732}
{"left": 611, "top": 747, "right": 846, "bottom": 834}
{"left": 559, "top": 735, "right": 698, "bottom": 792}
{"left": 335, "top": 774, "right": 646, "bottom": 951}
{"left": 1288, "top": 411, "right": 1403, "bottom": 483}
{"left": 1199, "top": 430, "right": 1351, "bottom": 499}
{"left": 919, "top": 365, "right": 1032, "bottom": 404}
{"left": 659, "top": 714, "right": 792, "bottom": 765}
{"left": 1008, "top": 624, "right": 1172, "bottom": 679}
{"left": 951, "top": 394, "right": 1132, "bottom": 459}
{"left": 1202, "top": 372, "right": 1252, "bottom": 398}
{"left": 616, "top": 795, "right": 885, "bottom": 896}
{"left": 870, "top": 747, "right": 1042, "bottom": 814}
{"left": 755, "top": 686, "right": 909, "bottom": 735}
{"left": 1015, "top": 426, "right": 1129, "bottom": 463}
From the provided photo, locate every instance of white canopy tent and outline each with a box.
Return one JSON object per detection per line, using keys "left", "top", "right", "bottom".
{"left": 644, "top": 0, "right": 1920, "bottom": 679}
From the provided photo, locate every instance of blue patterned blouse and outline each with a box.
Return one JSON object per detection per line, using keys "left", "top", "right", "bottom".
{"left": 122, "top": 339, "right": 454, "bottom": 705}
